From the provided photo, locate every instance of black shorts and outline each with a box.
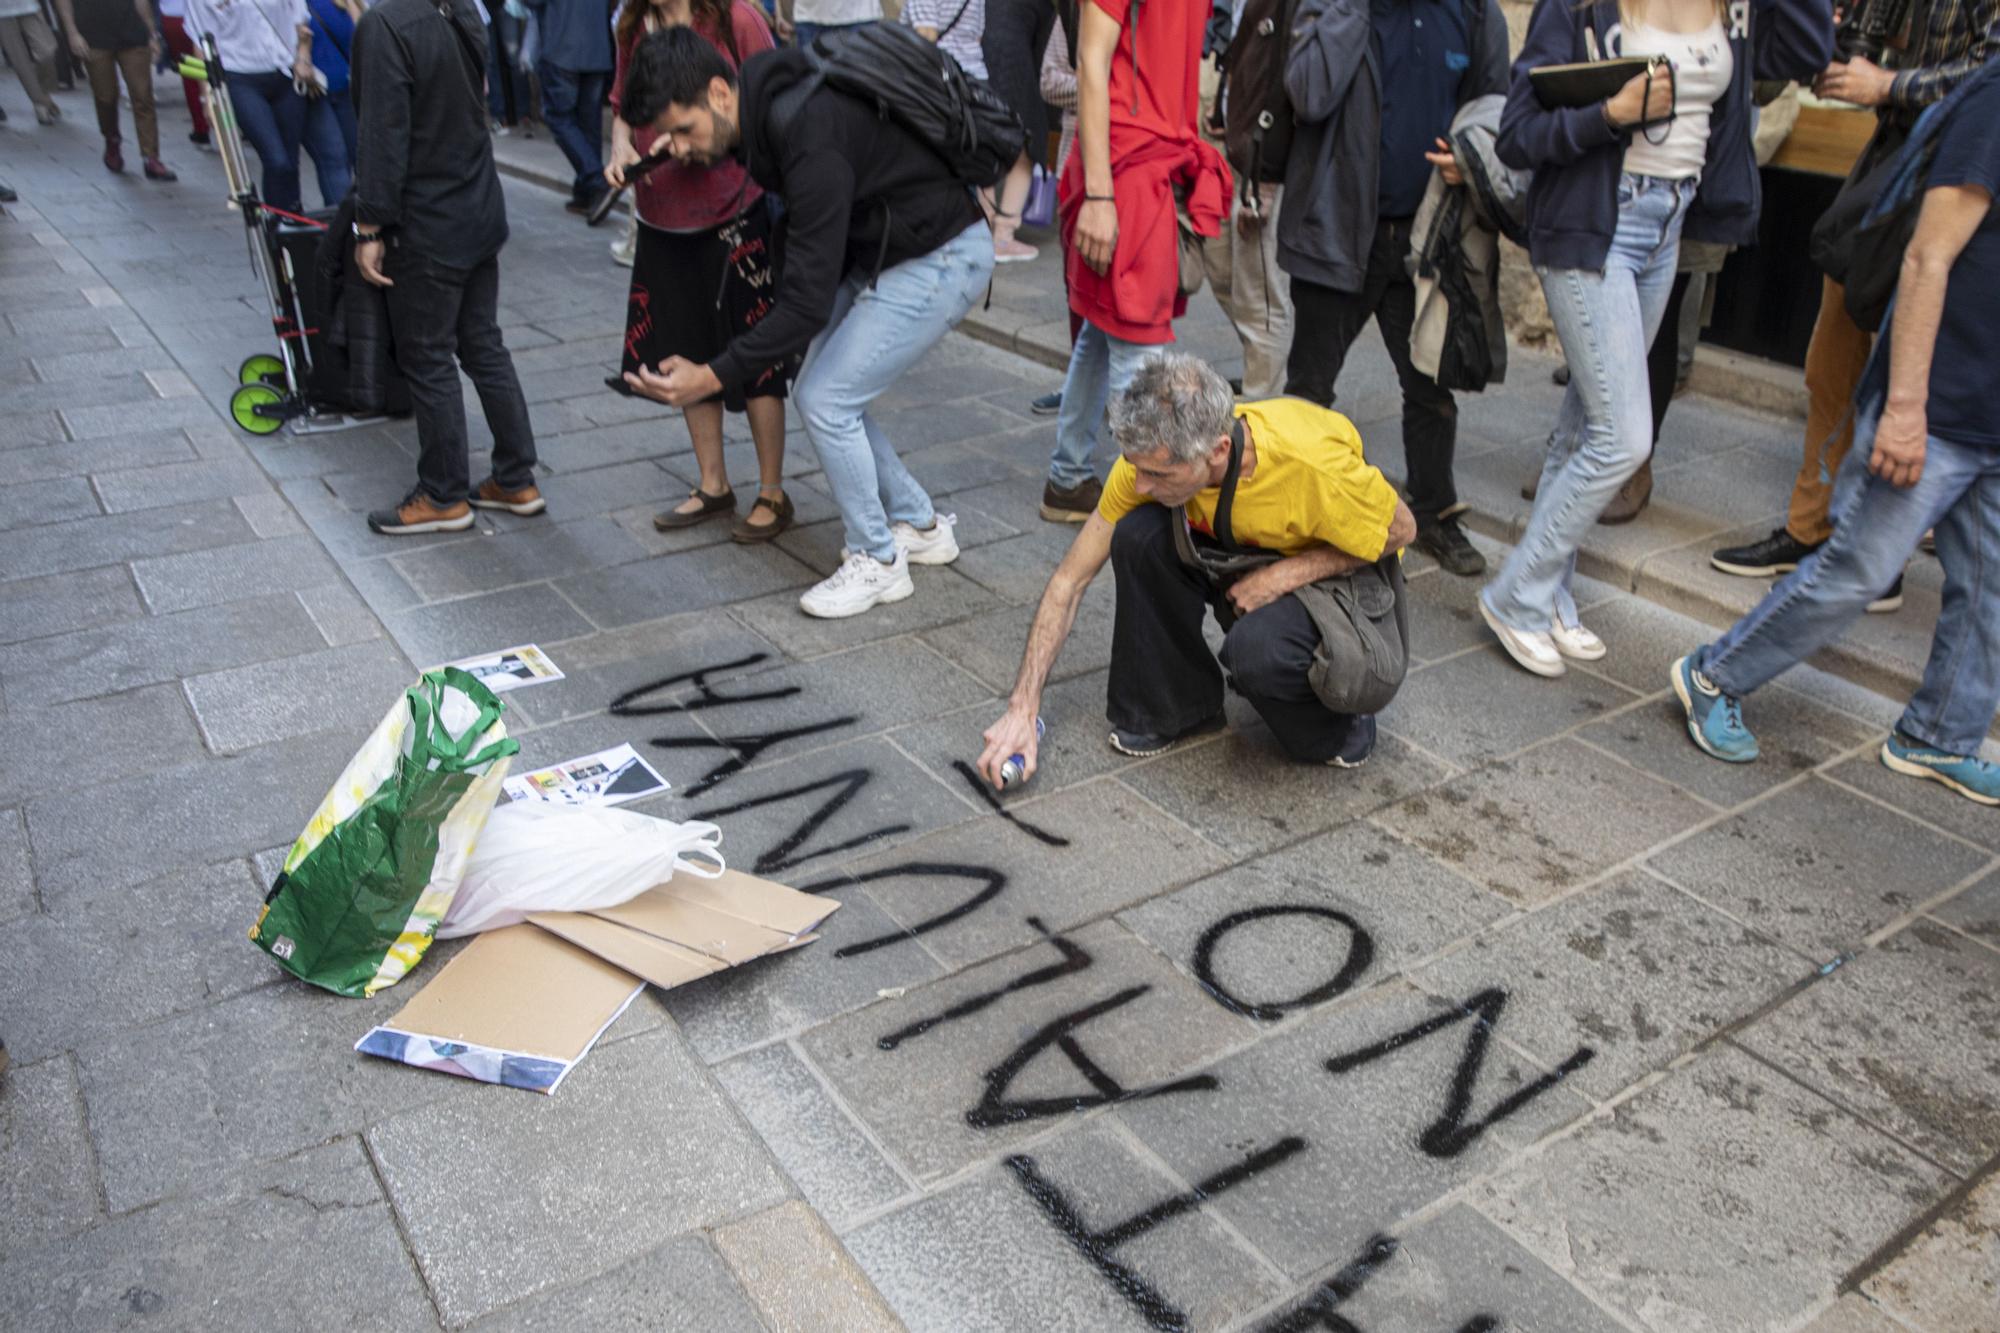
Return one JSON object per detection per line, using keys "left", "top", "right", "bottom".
{"left": 620, "top": 200, "right": 793, "bottom": 411}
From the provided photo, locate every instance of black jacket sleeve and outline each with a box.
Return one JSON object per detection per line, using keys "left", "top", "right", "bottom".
{"left": 708, "top": 142, "right": 857, "bottom": 390}
{"left": 352, "top": 11, "right": 415, "bottom": 230}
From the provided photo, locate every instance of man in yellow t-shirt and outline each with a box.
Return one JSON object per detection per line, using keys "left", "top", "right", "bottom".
{"left": 977, "top": 353, "right": 1416, "bottom": 786}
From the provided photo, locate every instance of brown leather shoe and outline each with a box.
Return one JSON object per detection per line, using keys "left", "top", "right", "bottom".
{"left": 1040, "top": 475, "right": 1103, "bottom": 523}
{"left": 1598, "top": 459, "right": 1653, "bottom": 526}
{"left": 469, "top": 476, "right": 546, "bottom": 516}
{"left": 367, "top": 489, "right": 475, "bottom": 535}
{"left": 103, "top": 138, "right": 124, "bottom": 174}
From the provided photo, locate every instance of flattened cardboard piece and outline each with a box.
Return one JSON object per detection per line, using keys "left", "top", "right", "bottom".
{"left": 355, "top": 925, "right": 643, "bottom": 1094}
{"left": 527, "top": 911, "right": 727, "bottom": 991}
{"left": 589, "top": 868, "right": 839, "bottom": 952}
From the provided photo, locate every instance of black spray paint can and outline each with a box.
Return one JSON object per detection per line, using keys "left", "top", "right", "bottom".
{"left": 996, "top": 717, "right": 1046, "bottom": 790}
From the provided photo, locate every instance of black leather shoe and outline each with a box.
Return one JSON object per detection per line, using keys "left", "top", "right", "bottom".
{"left": 1711, "top": 528, "right": 1825, "bottom": 578}
{"left": 1414, "top": 516, "right": 1486, "bottom": 577}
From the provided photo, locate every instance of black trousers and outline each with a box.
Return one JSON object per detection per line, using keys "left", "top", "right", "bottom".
{"left": 383, "top": 250, "right": 538, "bottom": 506}
{"left": 1107, "top": 506, "right": 1367, "bottom": 762}
{"left": 1647, "top": 270, "right": 1694, "bottom": 449}
{"left": 1286, "top": 216, "right": 1459, "bottom": 526}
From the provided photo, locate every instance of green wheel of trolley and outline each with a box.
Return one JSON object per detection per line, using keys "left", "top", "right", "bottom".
{"left": 239, "top": 353, "right": 286, "bottom": 387}
{"left": 230, "top": 382, "right": 285, "bottom": 435}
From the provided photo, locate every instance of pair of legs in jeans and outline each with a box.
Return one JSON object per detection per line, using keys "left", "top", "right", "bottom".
{"left": 382, "top": 250, "right": 538, "bottom": 506}
{"left": 1050, "top": 319, "right": 1162, "bottom": 490}
{"left": 794, "top": 221, "right": 996, "bottom": 562}
{"left": 1108, "top": 505, "right": 1373, "bottom": 762}
{"left": 1483, "top": 175, "right": 1696, "bottom": 641}
{"left": 1695, "top": 418, "right": 2000, "bottom": 761}
{"left": 537, "top": 63, "right": 609, "bottom": 206}
{"left": 225, "top": 69, "right": 352, "bottom": 212}
{"left": 1288, "top": 217, "right": 1460, "bottom": 531}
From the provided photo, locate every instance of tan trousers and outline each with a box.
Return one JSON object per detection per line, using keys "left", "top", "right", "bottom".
{"left": 84, "top": 44, "right": 158, "bottom": 159}
{"left": 1787, "top": 274, "right": 1874, "bottom": 546}
{"left": 0, "top": 14, "right": 59, "bottom": 113}
{"left": 1200, "top": 187, "right": 1298, "bottom": 400}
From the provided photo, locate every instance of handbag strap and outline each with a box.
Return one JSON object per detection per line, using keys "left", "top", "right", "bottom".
{"left": 1212, "top": 416, "right": 1248, "bottom": 552}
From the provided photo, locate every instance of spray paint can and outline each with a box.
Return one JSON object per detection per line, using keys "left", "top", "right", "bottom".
{"left": 996, "top": 716, "right": 1046, "bottom": 790}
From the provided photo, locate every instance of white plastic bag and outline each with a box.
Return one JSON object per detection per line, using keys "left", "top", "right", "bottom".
{"left": 438, "top": 801, "right": 724, "bottom": 939}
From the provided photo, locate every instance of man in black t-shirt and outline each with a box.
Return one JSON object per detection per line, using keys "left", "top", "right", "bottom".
{"left": 1673, "top": 63, "right": 2000, "bottom": 807}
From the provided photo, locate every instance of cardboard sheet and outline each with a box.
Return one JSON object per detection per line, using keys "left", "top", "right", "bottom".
{"left": 357, "top": 869, "right": 839, "bottom": 1093}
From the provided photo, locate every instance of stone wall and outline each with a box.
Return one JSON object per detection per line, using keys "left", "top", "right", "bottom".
{"left": 1496, "top": 0, "right": 1556, "bottom": 346}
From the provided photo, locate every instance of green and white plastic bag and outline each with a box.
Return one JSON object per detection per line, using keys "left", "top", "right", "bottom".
{"left": 251, "top": 667, "right": 519, "bottom": 997}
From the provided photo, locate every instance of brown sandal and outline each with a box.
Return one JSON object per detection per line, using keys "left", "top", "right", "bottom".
{"left": 653, "top": 487, "right": 736, "bottom": 531}
{"left": 730, "top": 491, "right": 794, "bottom": 544}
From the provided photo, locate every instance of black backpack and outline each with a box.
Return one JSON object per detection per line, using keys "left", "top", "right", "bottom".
{"left": 796, "top": 22, "right": 1026, "bottom": 190}
{"left": 1221, "top": 0, "right": 1297, "bottom": 187}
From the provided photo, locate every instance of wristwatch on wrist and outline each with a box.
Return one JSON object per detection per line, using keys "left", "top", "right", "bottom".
{"left": 352, "top": 222, "right": 382, "bottom": 241}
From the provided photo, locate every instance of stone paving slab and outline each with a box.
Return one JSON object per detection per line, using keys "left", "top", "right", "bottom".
{"left": 1861, "top": 1170, "right": 2000, "bottom": 1333}
{"left": 366, "top": 1027, "right": 790, "bottom": 1327}
{"left": 131, "top": 532, "right": 345, "bottom": 614}
{"left": 1736, "top": 920, "right": 2000, "bottom": 1174}
{"left": 1478, "top": 1043, "right": 1956, "bottom": 1333}
{"left": 1932, "top": 868, "right": 2000, "bottom": 948}
{"left": 0, "top": 1054, "right": 101, "bottom": 1260}
{"left": 714, "top": 1200, "right": 904, "bottom": 1333}
{"left": 467, "top": 1234, "right": 767, "bottom": 1332}
{"left": 0, "top": 808, "right": 32, "bottom": 924}
{"left": 0, "top": 1139, "right": 434, "bottom": 1333}
{"left": 0, "top": 681, "right": 206, "bottom": 807}
{"left": 0, "top": 496, "right": 259, "bottom": 582}
{"left": 183, "top": 638, "right": 417, "bottom": 754}
{"left": 0, "top": 564, "right": 145, "bottom": 646}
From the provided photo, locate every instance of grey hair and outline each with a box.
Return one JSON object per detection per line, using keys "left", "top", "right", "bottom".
{"left": 1109, "top": 352, "right": 1236, "bottom": 465}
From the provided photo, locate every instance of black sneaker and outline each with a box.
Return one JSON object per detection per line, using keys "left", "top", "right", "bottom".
{"left": 1867, "top": 573, "right": 1904, "bottom": 614}
{"left": 1413, "top": 515, "right": 1486, "bottom": 577}
{"left": 1711, "top": 528, "right": 1825, "bottom": 578}
{"left": 1030, "top": 391, "right": 1062, "bottom": 416}
{"left": 1040, "top": 475, "right": 1103, "bottom": 523}
{"left": 1108, "top": 714, "right": 1225, "bottom": 758}
{"left": 1325, "top": 714, "right": 1377, "bottom": 769}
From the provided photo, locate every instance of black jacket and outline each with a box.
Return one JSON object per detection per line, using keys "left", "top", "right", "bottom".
{"left": 317, "top": 196, "right": 410, "bottom": 415}
{"left": 352, "top": 0, "right": 510, "bottom": 268}
{"left": 708, "top": 47, "right": 985, "bottom": 392}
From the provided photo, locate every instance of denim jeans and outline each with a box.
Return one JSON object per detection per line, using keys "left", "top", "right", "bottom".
{"left": 537, "top": 62, "right": 608, "bottom": 203}
{"left": 305, "top": 90, "right": 354, "bottom": 203}
{"left": 1700, "top": 420, "right": 2000, "bottom": 757}
{"left": 793, "top": 19, "right": 868, "bottom": 46}
{"left": 381, "top": 249, "right": 538, "bottom": 506}
{"left": 1050, "top": 318, "right": 1163, "bottom": 489}
{"left": 794, "top": 221, "right": 996, "bottom": 562}
{"left": 226, "top": 69, "right": 351, "bottom": 211}
{"left": 1483, "top": 174, "right": 1696, "bottom": 633}
{"left": 486, "top": 9, "right": 529, "bottom": 122}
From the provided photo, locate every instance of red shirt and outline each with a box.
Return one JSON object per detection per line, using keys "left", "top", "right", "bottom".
{"left": 1096, "top": 0, "right": 1205, "bottom": 140}
{"left": 610, "top": 3, "right": 775, "bottom": 231}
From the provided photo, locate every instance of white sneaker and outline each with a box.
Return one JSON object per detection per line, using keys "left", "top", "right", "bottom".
{"left": 892, "top": 512, "right": 959, "bottom": 565}
{"left": 800, "top": 548, "right": 914, "bottom": 619}
{"left": 1479, "top": 597, "right": 1566, "bottom": 678}
{"left": 1550, "top": 619, "right": 1607, "bottom": 661}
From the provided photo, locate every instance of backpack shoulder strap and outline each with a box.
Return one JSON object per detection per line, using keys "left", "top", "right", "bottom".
{"left": 1212, "top": 417, "right": 1248, "bottom": 552}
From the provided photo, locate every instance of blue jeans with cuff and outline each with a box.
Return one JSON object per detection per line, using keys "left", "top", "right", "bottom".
{"left": 1483, "top": 174, "right": 1696, "bottom": 633}
{"left": 1050, "top": 318, "right": 1164, "bottom": 490}
{"left": 536, "top": 62, "right": 608, "bottom": 203}
{"left": 226, "top": 69, "right": 351, "bottom": 211}
{"left": 794, "top": 221, "right": 996, "bottom": 562}
{"left": 1699, "top": 414, "right": 2000, "bottom": 757}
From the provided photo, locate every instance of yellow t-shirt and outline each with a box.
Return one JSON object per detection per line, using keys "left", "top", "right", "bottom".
{"left": 1096, "top": 397, "right": 1399, "bottom": 561}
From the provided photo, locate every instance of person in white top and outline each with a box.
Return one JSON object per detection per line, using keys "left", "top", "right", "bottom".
{"left": 182, "top": 0, "right": 350, "bottom": 209}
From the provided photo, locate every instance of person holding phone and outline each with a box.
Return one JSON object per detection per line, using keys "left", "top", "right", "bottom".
{"left": 182, "top": 0, "right": 350, "bottom": 209}
{"left": 605, "top": 0, "right": 795, "bottom": 542}
{"left": 1477, "top": 0, "right": 1832, "bottom": 678}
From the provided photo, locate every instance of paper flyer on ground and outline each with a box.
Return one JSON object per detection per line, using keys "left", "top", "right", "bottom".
{"left": 439, "top": 644, "right": 564, "bottom": 693}
{"left": 502, "top": 744, "right": 670, "bottom": 808}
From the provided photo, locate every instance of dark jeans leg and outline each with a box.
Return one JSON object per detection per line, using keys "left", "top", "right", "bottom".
{"left": 1372, "top": 218, "right": 1460, "bottom": 525}
{"left": 1284, "top": 270, "right": 1378, "bottom": 409}
{"left": 1107, "top": 505, "right": 1227, "bottom": 736}
{"left": 383, "top": 252, "right": 474, "bottom": 505}
{"left": 226, "top": 70, "right": 305, "bottom": 211}
{"left": 1217, "top": 593, "right": 1365, "bottom": 763}
{"left": 301, "top": 91, "right": 352, "bottom": 205}
{"left": 536, "top": 62, "right": 606, "bottom": 200}
{"left": 1647, "top": 270, "right": 1693, "bottom": 449}
{"left": 456, "top": 256, "right": 538, "bottom": 488}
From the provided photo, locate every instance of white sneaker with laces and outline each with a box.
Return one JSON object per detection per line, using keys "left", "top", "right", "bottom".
{"left": 1550, "top": 619, "right": 1607, "bottom": 661}
{"left": 893, "top": 512, "right": 959, "bottom": 565}
{"left": 1479, "top": 597, "right": 1566, "bottom": 677}
{"left": 800, "top": 548, "right": 914, "bottom": 619}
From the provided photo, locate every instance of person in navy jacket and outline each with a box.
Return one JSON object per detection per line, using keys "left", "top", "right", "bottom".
{"left": 1475, "top": 0, "right": 1832, "bottom": 679}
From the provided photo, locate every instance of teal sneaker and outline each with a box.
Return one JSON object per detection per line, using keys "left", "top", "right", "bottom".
{"left": 1671, "top": 655, "right": 1760, "bottom": 763}
{"left": 1881, "top": 731, "right": 2000, "bottom": 806}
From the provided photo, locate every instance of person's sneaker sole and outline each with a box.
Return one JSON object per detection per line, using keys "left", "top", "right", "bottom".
{"left": 469, "top": 494, "right": 547, "bottom": 516}
{"left": 1477, "top": 599, "right": 1566, "bottom": 678}
{"left": 1039, "top": 503, "right": 1093, "bottom": 523}
{"left": 1709, "top": 556, "right": 1799, "bottom": 578}
{"left": 367, "top": 511, "right": 474, "bottom": 535}
{"left": 1881, "top": 742, "right": 2000, "bottom": 806}
{"left": 1866, "top": 591, "right": 1903, "bottom": 613}
{"left": 1107, "top": 715, "right": 1225, "bottom": 758}
{"left": 1669, "top": 655, "right": 1756, "bottom": 764}
{"left": 800, "top": 578, "right": 914, "bottom": 620}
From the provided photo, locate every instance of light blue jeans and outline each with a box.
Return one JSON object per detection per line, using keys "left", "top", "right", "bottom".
{"left": 795, "top": 221, "right": 996, "bottom": 562}
{"left": 1483, "top": 174, "right": 1697, "bottom": 632}
{"left": 1049, "top": 318, "right": 1167, "bottom": 489}
{"left": 1700, "top": 409, "right": 2000, "bottom": 757}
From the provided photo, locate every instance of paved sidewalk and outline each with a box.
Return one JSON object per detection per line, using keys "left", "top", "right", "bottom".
{"left": 4, "top": 89, "right": 1999, "bottom": 1333}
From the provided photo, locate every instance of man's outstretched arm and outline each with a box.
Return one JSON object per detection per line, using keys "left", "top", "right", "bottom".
{"left": 977, "top": 513, "right": 1116, "bottom": 787}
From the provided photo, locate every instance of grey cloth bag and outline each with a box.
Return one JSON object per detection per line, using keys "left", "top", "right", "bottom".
{"left": 1169, "top": 419, "right": 1410, "bottom": 717}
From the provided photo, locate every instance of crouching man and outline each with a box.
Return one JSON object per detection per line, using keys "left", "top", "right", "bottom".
{"left": 979, "top": 352, "right": 1416, "bottom": 786}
